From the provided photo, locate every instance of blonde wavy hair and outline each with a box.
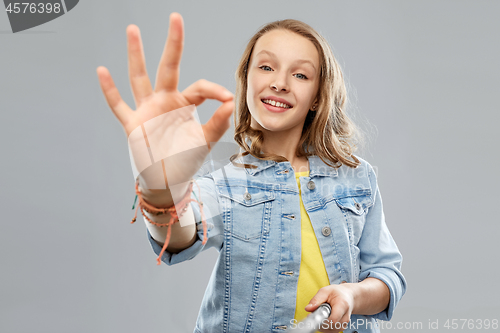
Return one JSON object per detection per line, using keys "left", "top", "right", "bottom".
{"left": 230, "top": 19, "right": 362, "bottom": 169}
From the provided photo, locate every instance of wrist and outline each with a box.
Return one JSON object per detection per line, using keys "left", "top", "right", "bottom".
{"left": 139, "top": 180, "right": 191, "bottom": 208}
{"left": 139, "top": 187, "right": 175, "bottom": 207}
{"left": 342, "top": 277, "right": 391, "bottom": 316}
{"left": 341, "top": 282, "right": 362, "bottom": 315}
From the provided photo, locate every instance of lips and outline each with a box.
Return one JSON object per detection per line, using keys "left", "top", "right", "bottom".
{"left": 261, "top": 99, "right": 290, "bottom": 113}
{"left": 261, "top": 96, "right": 293, "bottom": 108}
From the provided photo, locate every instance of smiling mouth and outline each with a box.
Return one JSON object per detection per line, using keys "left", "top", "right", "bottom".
{"left": 261, "top": 99, "right": 292, "bottom": 109}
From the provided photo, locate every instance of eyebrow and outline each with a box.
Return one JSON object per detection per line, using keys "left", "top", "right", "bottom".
{"left": 255, "top": 50, "right": 317, "bottom": 73}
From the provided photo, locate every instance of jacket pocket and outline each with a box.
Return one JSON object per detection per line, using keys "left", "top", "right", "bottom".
{"left": 216, "top": 184, "right": 275, "bottom": 241}
{"left": 335, "top": 194, "right": 373, "bottom": 245}
{"left": 335, "top": 194, "right": 372, "bottom": 215}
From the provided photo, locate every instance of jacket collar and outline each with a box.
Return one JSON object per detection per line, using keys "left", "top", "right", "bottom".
{"left": 236, "top": 139, "right": 338, "bottom": 178}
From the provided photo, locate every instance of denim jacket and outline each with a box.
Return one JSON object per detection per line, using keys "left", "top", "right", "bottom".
{"left": 147, "top": 149, "right": 406, "bottom": 333}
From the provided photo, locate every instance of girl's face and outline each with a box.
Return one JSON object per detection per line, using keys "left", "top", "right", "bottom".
{"left": 246, "top": 29, "right": 320, "bottom": 136}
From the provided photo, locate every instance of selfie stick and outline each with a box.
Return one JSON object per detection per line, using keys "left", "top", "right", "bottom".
{"left": 287, "top": 303, "right": 331, "bottom": 332}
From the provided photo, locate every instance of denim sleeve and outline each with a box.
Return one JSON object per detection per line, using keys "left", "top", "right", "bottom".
{"left": 357, "top": 162, "right": 407, "bottom": 321}
{"left": 146, "top": 172, "right": 224, "bottom": 266}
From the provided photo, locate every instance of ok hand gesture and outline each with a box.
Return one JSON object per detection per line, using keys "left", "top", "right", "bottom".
{"left": 96, "top": 13, "right": 234, "bottom": 189}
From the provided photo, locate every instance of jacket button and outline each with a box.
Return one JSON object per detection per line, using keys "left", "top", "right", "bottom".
{"left": 307, "top": 180, "right": 315, "bottom": 190}
{"left": 354, "top": 202, "right": 361, "bottom": 210}
{"left": 321, "top": 226, "right": 331, "bottom": 236}
{"left": 244, "top": 192, "right": 251, "bottom": 200}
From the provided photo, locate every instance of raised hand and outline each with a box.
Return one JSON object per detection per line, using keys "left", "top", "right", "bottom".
{"left": 96, "top": 13, "right": 234, "bottom": 190}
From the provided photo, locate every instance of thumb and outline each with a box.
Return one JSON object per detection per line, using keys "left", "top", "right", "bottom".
{"left": 202, "top": 100, "right": 234, "bottom": 150}
{"left": 305, "top": 291, "right": 329, "bottom": 312}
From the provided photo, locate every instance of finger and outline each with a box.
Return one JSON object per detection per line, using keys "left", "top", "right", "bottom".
{"left": 329, "top": 312, "right": 350, "bottom": 333}
{"left": 202, "top": 100, "right": 234, "bottom": 150}
{"left": 126, "top": 24, "right": 153, "bottom": 108}
{"left": 329, "top": 305, "right": 347, "bottom": 326}
{"left": 96, "top": 66, "right": 133, "bottom": 126}
{"left": 155, "top": 12, "right": 184, "bottom": 92}
{"left": 339, "top": 312, "right": 351, "bottom": 326}
{"left": 306, "top": 288, "right": 330, "bottom": 312}
{"left": 182, "top": 79, "right": 234, "bottom": 106}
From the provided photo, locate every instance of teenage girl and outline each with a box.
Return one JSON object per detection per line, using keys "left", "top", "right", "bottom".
{"left": 97, "top": 12, "right": 406, "bottom": 333}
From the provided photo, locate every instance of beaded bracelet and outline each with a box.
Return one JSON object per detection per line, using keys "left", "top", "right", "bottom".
{"left": 130, "top": 178, "right": 207, "bottom": 265}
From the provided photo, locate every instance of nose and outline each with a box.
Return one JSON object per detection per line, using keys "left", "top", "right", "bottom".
{"left": 270, "top": 72, "right": 289, "bottom": 92}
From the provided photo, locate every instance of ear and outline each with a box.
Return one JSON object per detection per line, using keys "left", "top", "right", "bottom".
{"left": 313, "top": 97, "right": 318, "bottom": 104}
{"left": 311, "top": 99, "right": 319, "bottom": 111}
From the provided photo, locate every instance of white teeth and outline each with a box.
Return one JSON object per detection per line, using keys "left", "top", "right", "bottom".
{"left": 262, "top": 99, "right": 291, "bottom": 108}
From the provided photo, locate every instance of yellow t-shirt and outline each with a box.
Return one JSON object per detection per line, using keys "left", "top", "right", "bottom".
{"left": 293, "top": 171, "right": 341, "bottom": 333}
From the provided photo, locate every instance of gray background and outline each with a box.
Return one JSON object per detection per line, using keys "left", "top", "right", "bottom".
{"left": 1, "top": 0, "right": 499, "bottom": 332}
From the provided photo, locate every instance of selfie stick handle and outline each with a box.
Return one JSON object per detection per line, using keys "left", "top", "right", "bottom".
{"left": 287, "top": 303, "right": 331, "bottom": 332}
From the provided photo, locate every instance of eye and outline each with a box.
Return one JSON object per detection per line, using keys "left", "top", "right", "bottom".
{"left": 259, "top": 65, "right": 273, "bottom": 71}
{"left": 294, "top": 73, "right": 308, "bottom": 80}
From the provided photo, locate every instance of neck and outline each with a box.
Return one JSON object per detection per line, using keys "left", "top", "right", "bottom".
{"left": 258, "top": 128, "right": 309, "bottom": 173}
